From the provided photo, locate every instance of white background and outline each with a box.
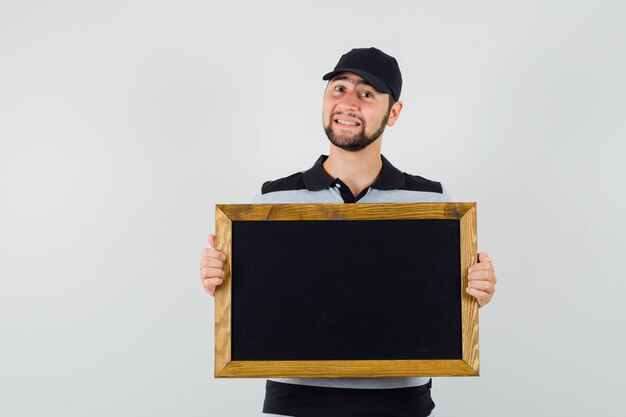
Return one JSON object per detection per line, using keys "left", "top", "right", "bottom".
{"left": 1, "top": 1, "right": 625, "bottom": 416}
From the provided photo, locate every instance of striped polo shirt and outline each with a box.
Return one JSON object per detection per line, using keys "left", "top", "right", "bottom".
{"left": 254, "top": 154, "right": 451, "bottom": 206}
{"left": 252, "top": 154, "right": 451, "bottom": 393}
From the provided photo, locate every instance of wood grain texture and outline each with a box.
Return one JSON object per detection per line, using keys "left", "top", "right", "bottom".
{"left": 217, "top": 359, "right": 478, "bottom": 378}
{"left": 217, "top": 202, "right": 475, "bottom": 221}
{"left": 214, "top": 207, "right": 232, "bottom": 377}
{"left": 213, "top": 202, "right": 479, "bottom": 377}
{"left": 460, "top": 204, "right": 480, "bottom": 375}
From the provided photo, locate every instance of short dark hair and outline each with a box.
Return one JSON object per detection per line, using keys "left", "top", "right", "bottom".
{"left": 388, "top": 95, "right": 397, "bottom": 112}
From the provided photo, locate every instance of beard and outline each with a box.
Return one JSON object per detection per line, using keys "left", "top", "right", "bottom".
{"left": 324, "top": 109, "right": 390, "bottom": 152}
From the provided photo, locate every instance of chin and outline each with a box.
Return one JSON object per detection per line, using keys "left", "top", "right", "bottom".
{"left": 331, "top": 128, "right": 363, "bottom": 141}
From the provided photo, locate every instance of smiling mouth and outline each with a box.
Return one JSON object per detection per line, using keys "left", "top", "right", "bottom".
{"left": 334, "top": 118, "right": 361, "bottom": 127}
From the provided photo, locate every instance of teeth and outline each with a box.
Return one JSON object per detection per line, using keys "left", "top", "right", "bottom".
{"left": 336, "top": 119, "right": 359, "bottom": 126}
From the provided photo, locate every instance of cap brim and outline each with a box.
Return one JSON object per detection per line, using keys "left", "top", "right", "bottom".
{"left": 322, "top": 68, "right": 393, "bottom": 96}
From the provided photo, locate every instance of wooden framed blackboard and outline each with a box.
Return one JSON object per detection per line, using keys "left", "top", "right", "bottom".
{"left": 214, "top": 203, "right": 478, "bottom": 378}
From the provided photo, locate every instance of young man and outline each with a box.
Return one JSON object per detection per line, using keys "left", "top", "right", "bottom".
{"left": 200, "top": 47, "right": 497, "bottom": 417}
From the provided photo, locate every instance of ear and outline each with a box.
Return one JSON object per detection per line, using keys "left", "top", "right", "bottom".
{"left": 386, "top": 100, "right": 403, "bottom": 126}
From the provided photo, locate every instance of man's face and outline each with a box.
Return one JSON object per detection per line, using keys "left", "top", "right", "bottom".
{"left": 322, "top": 72, "right": 393, "bottom": 152}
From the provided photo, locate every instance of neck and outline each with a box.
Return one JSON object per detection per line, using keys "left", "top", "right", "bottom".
{"left": 323, "top": 140, "right": 383, "bottom": 197}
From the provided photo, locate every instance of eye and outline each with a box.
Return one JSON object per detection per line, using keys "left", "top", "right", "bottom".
{"left": 334, "top": 85, "right": 344, "bottom": 93}
{"left": 361, "top": 91, "right": 374, "bottom": 98}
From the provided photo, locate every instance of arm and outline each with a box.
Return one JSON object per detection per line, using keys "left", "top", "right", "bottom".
{"left": 467, "top": 252, "right": 497, "bottom": 307}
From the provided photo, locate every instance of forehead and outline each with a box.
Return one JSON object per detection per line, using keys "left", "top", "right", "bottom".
{"left": 328, "top": 71, "right": 372, "bottom": 88}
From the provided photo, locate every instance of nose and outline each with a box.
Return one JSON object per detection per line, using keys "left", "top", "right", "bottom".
{"left": 336, "top": 91, "right": 360, "bottom": 112}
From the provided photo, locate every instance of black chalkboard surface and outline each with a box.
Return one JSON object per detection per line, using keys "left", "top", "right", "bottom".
{"left": 231, "top": 219, "right": 461, "bottom": 361}
{"left": 214, "top": 203, "right": 479, "bottom": 378}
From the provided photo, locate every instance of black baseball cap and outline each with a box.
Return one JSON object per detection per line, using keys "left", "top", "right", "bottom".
{"left": 322, "top": 47, "right": 402, "bottom": 100}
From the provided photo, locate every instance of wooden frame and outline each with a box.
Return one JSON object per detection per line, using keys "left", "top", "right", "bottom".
{"left": 214, "top": 202, "right": 478, "bottom": 378}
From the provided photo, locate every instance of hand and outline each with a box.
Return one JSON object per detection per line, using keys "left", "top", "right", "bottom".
{"left": 467, "top": 252, "right": 497, "bottom": 307}
{"left": 200, "top": 234, "right": 226, "bottom": 297}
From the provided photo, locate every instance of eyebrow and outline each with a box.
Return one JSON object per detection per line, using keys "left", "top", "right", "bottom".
{"left": 330, "top": 76, "right": 374, "bottom": 89}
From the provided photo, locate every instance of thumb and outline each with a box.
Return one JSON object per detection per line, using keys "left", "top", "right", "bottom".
{"left": 478, "top": 252, "right": 491, "bottom": 263}
{"left": 208, "top": 234, "right": 216, "bottom": 249}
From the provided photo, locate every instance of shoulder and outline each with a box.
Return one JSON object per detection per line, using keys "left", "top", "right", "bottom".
{"left": 261, "top": 171, "right": 307, "bottom": 195}
{"left": 378, "top": 155, "right": 444, "bottom": 195}
{"left": 254, "top": 171, "right": 332, "bottom": 204}
{"left": 400, "top": 173, "right": 444, "bottom": 194}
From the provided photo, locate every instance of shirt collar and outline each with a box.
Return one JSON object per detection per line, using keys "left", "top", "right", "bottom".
{"left": 302, "top": 154, "right": 405, "bottom": 191}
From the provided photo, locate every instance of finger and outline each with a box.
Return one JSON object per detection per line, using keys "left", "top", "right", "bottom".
{"left": 208, "top": 234, "right": 216, "bottom": 249}
{"left": 201, "top": 266, "right": 225, "bottom": 279}
{"left": 202, "top": 247, "right": 226, "bottom": 261}
{"left": 478, "top": 252, "right": 491, "bottom": 263}
{"left": 201, "top": 257, "right": 224, "bottom": 268}
{"left": 466, "top": 287, "right": 493, "bottom": 307}
{"left": 203, "top": 277, "right": 223, "bottom": 288}
{"left": 468, "top": 261, "right": 495, "bottom": 274}
{"left": 202, "top": 277, "right": 223, "bottom": 296}
{"left": 468, "top": 270, "right": 497, "bottom": 283}
{"left": 467, "top": 280, "right": 495, "bottom": 294}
